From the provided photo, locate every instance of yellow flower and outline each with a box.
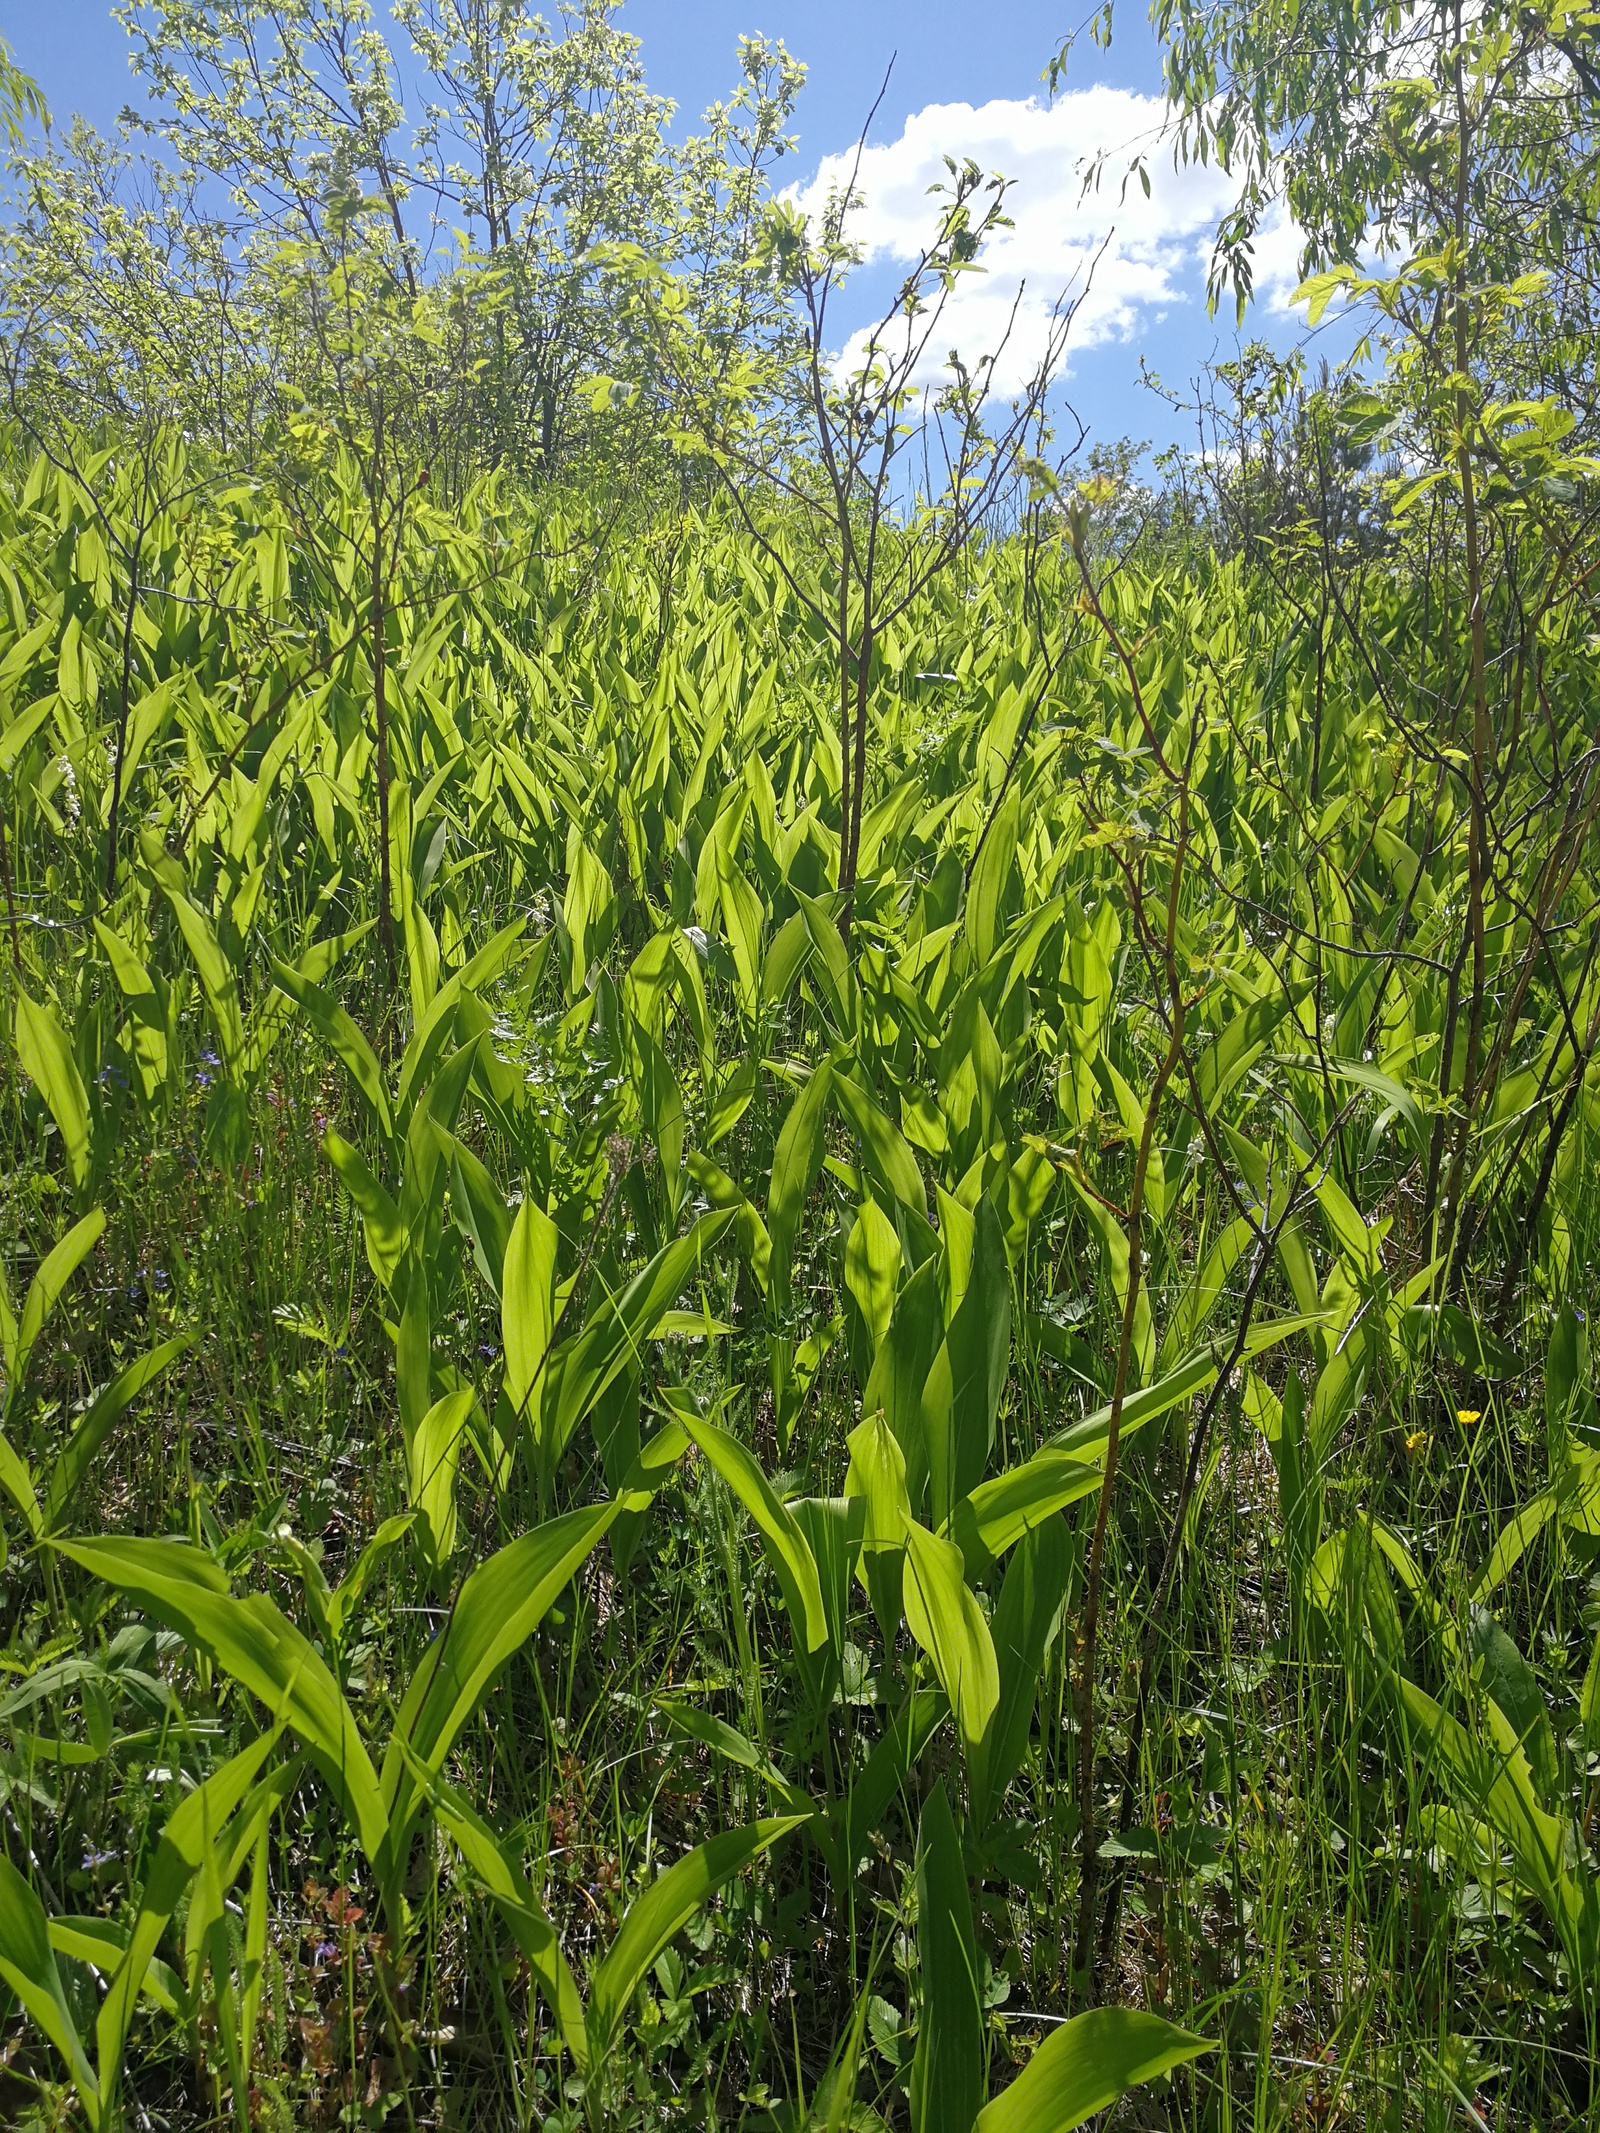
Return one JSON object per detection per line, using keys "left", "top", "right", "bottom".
{"left": 1455, "top": 1408, "right": 1482, "bottom": 1427}
{"left": 1405, "top": 1429, "right": 1433, "bottom": 1459}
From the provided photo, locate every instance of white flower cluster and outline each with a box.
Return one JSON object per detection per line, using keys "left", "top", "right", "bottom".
{"left": 54, "top": 754, "right": 81, "bottom": 825}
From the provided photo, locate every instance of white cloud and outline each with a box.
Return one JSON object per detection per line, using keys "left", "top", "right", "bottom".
{"left": 787, "top": 88, "right": 1308, "bottom": 395}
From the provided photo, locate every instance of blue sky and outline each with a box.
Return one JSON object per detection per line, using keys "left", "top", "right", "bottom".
{"left": 0, "top": 0, "right": 1326, "bottom": 461}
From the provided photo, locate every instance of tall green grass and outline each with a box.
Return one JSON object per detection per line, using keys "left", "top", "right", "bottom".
{"left": 0, "top": 427, "right": 1594, "bottom": 2129}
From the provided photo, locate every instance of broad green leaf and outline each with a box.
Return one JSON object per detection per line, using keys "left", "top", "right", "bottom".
{"left": 902, "top": 1519, "right": 999, "bottom": 1761}
{"left": 549, "top": 1208, "right": 733, "bottom": 1459}
{"left": 678, "top": 1408, "right": 829, "bottom": 1655}
{"left": 15, "top": 991, "right": 90, "bottom": 1189}
{"left": 43, "top": 1335, "right": 191, "bottom": 1533}
{"left": 1580, "top": 1622, "right": 1600, "bottom": 1752}
{"left": 447, "top": 1137, "right": 511, "bottom": 1294}
{"left": 45, "top": 1919, "right": 178, "bottom": 2019}
{"left": 715, "top": 840, "right": 766, "bottom": 1011}
{"left": 425, "top": 1762, "right": 587, "bottom": 2067}
{"left": 1051, "top": 1317, "right": 1326, "bottom": 1465}
{"left": 586, "top": 1816, "right": 807, "bottom": 2064}
{"left": 12, "top": 1207, "right": 105, "bottom": 1388}
{"left": 845, "top": 1412, "right": 913, "bottom": 1554}
{"left": 969, "top": 1517, "right": 1074, "bottom": 1828}
{"left": 909, "top": 1779, "right": 984, "bottom": 2133}
{"left": 795, "top": 886, "right": 855, "bottom": 1030}
{"left": 326, "top": 1133, "right": 408, "bottom": 1293}
{"left": 966, "top": 783, "right": 1020, "bottom": 968}
{"left": 0, "top": 1852, "right": 100, "bottom": 2125}
{"left": 1064, "top": 1168, "right": 1154, "bottom": 1384}
{"left": 157, "top": 882, "right": 245, "bottom": 1072}
{"left": 1398, "top": 1677, "right": 1571, "bottom": 1935}
{"left": 1194, "top": 989, "right": 1296, "bottom": 1110}
{"left": 974, "top": 2007, "right": 1212, "bottom": 2132}
{"left": 271, "top": 960, "right": 392, "bottom": 1140}
{"left": 923, "top": 1193, "right": 1011, "bottom": 1529}
{"left": 834, "top": 1065, "right": 927, "bottom": 1218}
{"left": 409, "top": 1387, "right": 474, "bottom": 1566}
{"left": 502, "top": 1194, "right": 560, "bottom": 1424}
{"left": 766, "top": 1061, "right": 832, "bottom": 1310}
{"left": 59, "top": 1538, "right": 388, "bottom": 1874}
{"left": 834, "top": 1688, "right": 947, "bottom": 1876}
{"left": 1467, "top": 1606, "right": 1559, "bottom": 1804}
{"left": 864, "top": 1256, "right": 943, "bottom": 1505}
{"left": 0, "top": 1421, "right": 41, "bottom": 1535}
{"left": 685, "top": 1151, "right": 772, "bottom": 1292}
{"left": 326, "top": 1512, "right": 417, "bottom": 1647}
{"left": 845, "top": 1196, "right": 902, "bottom": 1368}
{"left": 96, "top": 1727, "right": 284, "bottom": 2114}
{"left": 949, "top": 1447, "right": 1100, "bottom": 1576}
{"left": 1159, "top": 1212, "right": 1254, "bottom": 1371}
{"left": 383, "top": 1501, "right": 616, "bottom": 1845}
{"left": 653, "top": 1696, "right": 812, "bottom": 1814}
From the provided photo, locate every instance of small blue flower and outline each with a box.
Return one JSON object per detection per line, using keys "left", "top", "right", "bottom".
{"left": 82, "top": 1847, "right": 117, "bottom": 1871}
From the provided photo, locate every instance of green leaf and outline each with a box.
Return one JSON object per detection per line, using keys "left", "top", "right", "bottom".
{"left": 325, "top": 1512, "right": 417, "bottom": 1648}
{"left": 834, "top": 1689, "right": 947, "bottom": 1877}
{"left": 549, "top": 1209, "right": 733, "bottom": 1461}
{"left": 966, "top": 783, "right": 1020, "bottom": 969}
{"left": 424, "top": 1762, "right": 588, "bottom": 2067}
{"left": 923, "top": 1193, "right": 1011, "bottom": 1529}
{"left": 1467, "top": 1606, "right": 1559, "bottom": 1804}
{"left": 326, "top": 1133, "right": 408, "bottom": 1293}
{"left": 653, "top": 1696, "right": 813, "bottom": 1814}
{"left": 865, "top": 1257, "right": 943, "bottom": 1507}
{"left": 502, "top": 1194, "right": 560, "bottom": 1426}
{"left": 408, "top": 1388, "right": 474, "bottom": 1567}
{"left": 974, "top": 2006, "right": 1212, "bottom": 2132}
{"left": 157, "top": 881, "right": 245, "bottom": 1072}
{"left": 902, "top": 1519, "right": 998, "bottom": 1762}
{"left": 59, "top": 1537, "right": 388, "bottom": 1876}
{"left": 1194, "top": 990, "right": 1297, "bottom": 1110}
{"left": 96, "top": 1727, "right": 284, "bottom": 2115}
{"left": 382, "top": 1502, "right": 616, "bottom": 1851}
{"left": 1051, "top": 1317, "right": 1325, "bottom": 1465}
{"left": 949, "top": 1448, "right": 1100, "bottom": 1577}
{"left": 271, "top": 960, "right": 392, "bottom": 1141}
{"left": 43, "top": 1335, "right": 191, "bottom": 1533}
{"left": 11, "top": 1207, "right": 104, "bottom": 1389}
{"left": 677, "top": 1408, "right": 830, "bottom": 1656}
{"left": 1064, "top": 1169, "right": 1154, "bottom": 1385}
{"left": 834, "top": 1066, "right": 927, "bottom": 1219}
{"left": 0, "top": 1852, "right": 100, "bottom": 2126}
{"left": 0, "top": 1421, "right": 41, "bottom": 1536}
{"left": 909, "top": 1780, "right": 984, "bottom": 2133}
{"left": 45, "top": 1919, "right": 178, "bottom": 2018}
{"left": 716, "top": 841, "right": 766, "bottom": 1012}
{"left": 795, "top": 886, "right": 855, "bottom": 1030}
{"left": 15, "top": 991, "right": 91, "bottom": 1189}
{"left": 767, "top": 1061, "right": 833, "bottom": 1310}
{"left": 968, "top": 1518, "right": 1074, "bottom": 1827}
{"left": 447, "top": 1137, "right": 511, "bottom": 1294}
{"left": 1580, "top": 1621, "right": 1600, "bottom": 1753}
{"left": 586, "top": 1816, "right": 807, "bottom": 2065}
{"left": 845, "top": 1197, "right": 903, "bottom": 1372}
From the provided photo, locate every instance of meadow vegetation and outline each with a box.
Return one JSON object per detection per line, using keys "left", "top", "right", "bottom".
{"left": 0, "top": 3, "right": 1599, "bottom": 2128}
